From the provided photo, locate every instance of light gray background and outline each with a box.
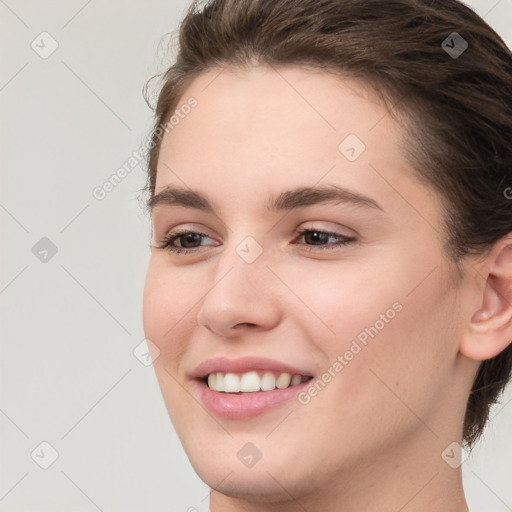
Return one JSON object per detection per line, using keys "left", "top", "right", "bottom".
{"left": 1, "top": 1, "right": 511, "bottom": 511}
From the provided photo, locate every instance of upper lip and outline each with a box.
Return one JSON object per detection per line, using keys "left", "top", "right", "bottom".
{"left": 191, "top": 356, "right": 313, "bottom": 379}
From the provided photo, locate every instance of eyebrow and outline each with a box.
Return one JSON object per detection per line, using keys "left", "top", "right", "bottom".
{"left": 149, "top": 184, "right": 383, "bottom": 214}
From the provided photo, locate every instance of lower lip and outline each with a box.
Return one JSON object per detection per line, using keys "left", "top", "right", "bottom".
{"left": 195, "top": 379, "right": 311, "bottom": 419}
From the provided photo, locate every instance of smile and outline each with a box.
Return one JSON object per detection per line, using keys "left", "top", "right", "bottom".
{"left": 206, "top": 371, "right": 311, "bottom": 393}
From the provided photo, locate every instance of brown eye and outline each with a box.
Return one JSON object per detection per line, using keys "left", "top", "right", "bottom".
{"left": 296, "top": 229, "right": 356, "bottom": 250}
{"left": 175, "top": 233, "right": 204, "bottom": 248}
{"left": 302, "top": 230, "right": 330, "bottom": 245}
{"left": 157, "top": 230, "right": 217, "bottom": 254}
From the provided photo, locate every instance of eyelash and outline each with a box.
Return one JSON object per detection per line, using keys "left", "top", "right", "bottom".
{"left": 156, "top": 228, "right": 356, "bottom": 255}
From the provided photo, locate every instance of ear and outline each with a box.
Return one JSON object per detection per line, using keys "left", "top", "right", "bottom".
{"left": 460, "top": 235, "right": 512, "bottom": 361}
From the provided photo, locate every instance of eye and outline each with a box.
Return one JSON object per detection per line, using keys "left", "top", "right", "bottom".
{"left": 156, "top": 229, "right": 217, "bottom": 254}
{"left": 155, "top": 227, "right": 356, "bottom": 255}
{"left": 294, "top": 228, "right": 356, "bottom": 250}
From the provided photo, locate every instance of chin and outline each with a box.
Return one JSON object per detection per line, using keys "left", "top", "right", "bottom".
{"left": 194, "top": 461, "right": 309, "bottom": 504}
{"left": 180, "top": 434, "right": 324, "bottom": 505}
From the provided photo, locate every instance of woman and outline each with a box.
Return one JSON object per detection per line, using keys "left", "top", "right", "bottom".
{"left": 142, "top": 0, "right": 512, "bottom": 510}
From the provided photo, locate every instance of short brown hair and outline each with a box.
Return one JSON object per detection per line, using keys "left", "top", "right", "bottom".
{"left": 143, "top": 0, "right": 512, "bottom": 447}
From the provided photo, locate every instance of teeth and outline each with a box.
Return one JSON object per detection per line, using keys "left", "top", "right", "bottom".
{"left": 215, "top": 372, "right": 224, "bottom": 392}
{"left": 260, "top": 372, "right": 276, "bottom": 391}
{"left": 206, "top": 371, "right": 308, "bottom": 393}
{"left": 291, "top": 374, "right": 302, "bottom": 386}
{"left": 276, "top": 373, "right": 291, "bottom": 389}
{"left": 224, "top": 373, "right": 241, "bottom": 392}
{"left": 240, "top": 371, "right": 260, "bottom": 392}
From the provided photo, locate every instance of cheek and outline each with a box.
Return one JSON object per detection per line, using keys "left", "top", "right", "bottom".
{"left": 142, "top": 261, "right": 196, "bottom": 362}
{"left": 369, "top": 268, "right": 460, "bottom": 395}
{"left": 284, "top": 272, "right": 457, "bottom": 469}
{"left": 289, "top": 254, "right": 457, "bottom": 408}
{"left": 279, "top": 258, "right": 400, "bottom": 346}
{"left": 142, "top": 262, "right": 197, "bottom": 426}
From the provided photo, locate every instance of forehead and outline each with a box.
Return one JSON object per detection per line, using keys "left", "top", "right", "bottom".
{"left": 160, "top": 67, "right": 395, "bottom": 168}
{"left": 154, "top": 65, "right": 437, "bottom": 224}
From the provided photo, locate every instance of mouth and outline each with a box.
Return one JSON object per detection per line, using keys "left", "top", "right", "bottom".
{"left": 193, "top": 369, "right": 313, "bottom": 419}
{"left": 203, "top": 370, "right": 312, "bottom": 394}
{"left": 191, "top": 356, "right": 315, "bottom": 419}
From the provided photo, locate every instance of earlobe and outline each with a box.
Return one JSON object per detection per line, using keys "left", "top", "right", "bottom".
{"left": 460, "top": 239, "right": 512, "bottom": 361}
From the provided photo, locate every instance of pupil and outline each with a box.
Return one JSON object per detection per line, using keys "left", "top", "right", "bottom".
{"left": 182, "top": 233, "right": 200, "bottom": 247}
{"left": 307, "top": 231, "right": 327, "bottom": 245}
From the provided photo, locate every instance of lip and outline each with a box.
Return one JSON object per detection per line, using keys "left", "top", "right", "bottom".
{"left": 193, "top": 378, "right": 311, "bottom": 419}
{"left": 191, "top": 356, "right": 314, "bottom": 419}
{"left": 191, "top": 356, "right": 312, "bottom": 380}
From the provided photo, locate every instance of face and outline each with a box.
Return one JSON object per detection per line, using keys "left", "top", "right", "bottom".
{"left": 142, "top": 66, "right": 474, "bottom": 504}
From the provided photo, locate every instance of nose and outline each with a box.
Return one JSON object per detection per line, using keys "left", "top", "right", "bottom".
{"left": 196, "top": 242, "right": 282, "bottom": 338}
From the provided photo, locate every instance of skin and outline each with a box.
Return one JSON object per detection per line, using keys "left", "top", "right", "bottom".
{"left": 142, "top": 65, "right": 512, "bottom": 511}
